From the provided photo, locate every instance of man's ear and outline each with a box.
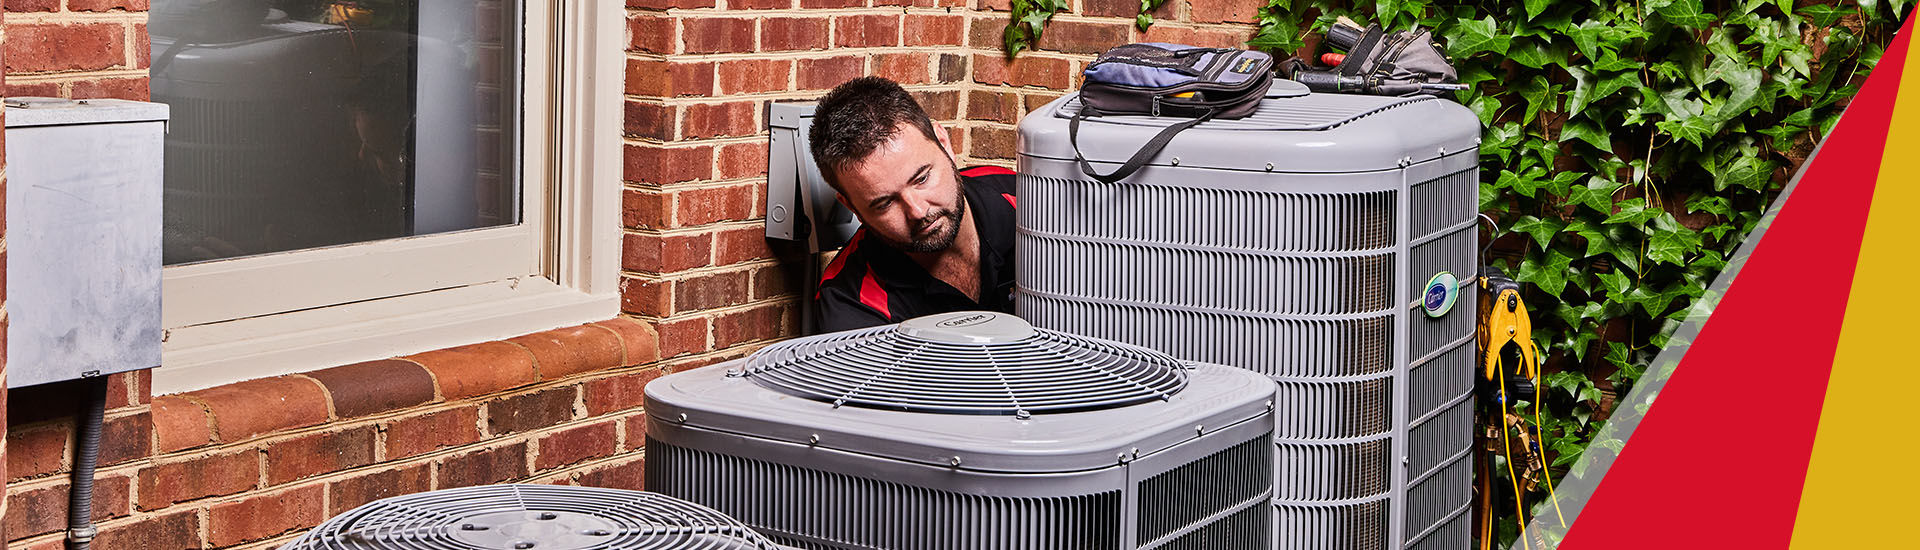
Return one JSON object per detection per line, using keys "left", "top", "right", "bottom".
{"left": 933, "top": 121, "right": 959, "bottom": 166}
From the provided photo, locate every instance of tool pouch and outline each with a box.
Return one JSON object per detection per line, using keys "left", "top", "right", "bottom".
{"left": 1069, "top": 43, "right": 1274, "bottom": 184}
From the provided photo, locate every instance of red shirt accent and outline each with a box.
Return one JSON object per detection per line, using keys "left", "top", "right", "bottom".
{"left": 959, "top": 166, "right": 1016, "bottom": 177}
{"left": 858, "top": 270, "right": 891, "bottom": 319}
{"left": 1001, "top": 193, "right": 1017, "bottom": 208}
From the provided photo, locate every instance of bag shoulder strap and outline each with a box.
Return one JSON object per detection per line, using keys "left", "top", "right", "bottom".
{"left": 1069, "top": 105, "right": 1215, "bottom": 184}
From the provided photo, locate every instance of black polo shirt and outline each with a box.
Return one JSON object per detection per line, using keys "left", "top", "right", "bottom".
{"left": 814, "top": 166, "right": 1018, "bottom": 333}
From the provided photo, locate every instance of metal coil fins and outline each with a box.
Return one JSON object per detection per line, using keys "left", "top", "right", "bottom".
{"left": 279, "top": 484, "right": 781, "bottom": 550}
{"left": 736, "top": 311, "right": 1189, "bottom": 417}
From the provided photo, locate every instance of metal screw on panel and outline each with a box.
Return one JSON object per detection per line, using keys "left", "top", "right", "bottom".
{"left": 726, "top": 368, "right": 743, "bottom": 377}
{"left": 1195, "top": 425, "right": 1205, "bottom": 436}
{"left": 1265, "top": 162, "right": 1275, "bottom": 171}
{"left": 461, "top": 524, "right": 488, "bottom": 531}
{"left": 1171, "top": 157, "right": 1181, "bottom": 166}
{"left": 677, "top": 413, "right": 688, "bottom": 423}
{"left": 949, "top": 456, "right": 963, "bottom": 467}
{"left": 537, "top": 512, "right": 558, "bottom": 520}
{"left": 809, "top": 434, "right": 820, "bottom": 445}
{"left": 1131, "top": 447, "right": 1141, "bottom": 459}
{"left": 1118, "top": 452, "right": 1130, "bottom": 464}
{"left": 1439, "top": 147, "right": 1447, "bottom": 155}
{"left": 1015, "top": 409, "right": 1031, "bottom": 420}
{"left": 1266, "top": 400, "right": 1274, "bottom": 411}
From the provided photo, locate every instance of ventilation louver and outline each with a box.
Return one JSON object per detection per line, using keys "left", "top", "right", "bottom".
{"left": 646, "top": 311, "right": 1277, "bottom": 550}
{"left": 1015, "top": 82, "right": 1481, "bottom": 550}
{"left": 278, "top": 484, "right": 783, "bottom": 550}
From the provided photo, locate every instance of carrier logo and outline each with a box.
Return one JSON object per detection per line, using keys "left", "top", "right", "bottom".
{"left": 937, "top": 313, "right": 996, "bottom": 328}
{"left": 1232, "top": 58, "right": 1258, "bottom": 73}
{"left": 1422, "top": 272, "right": 1459, "bottom": 318}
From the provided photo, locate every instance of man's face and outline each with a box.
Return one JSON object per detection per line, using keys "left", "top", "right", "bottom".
{"left": 833, "top": 122, "right": 967, "bottom": 253}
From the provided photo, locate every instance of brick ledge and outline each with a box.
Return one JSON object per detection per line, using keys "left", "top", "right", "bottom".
{"left": 149, "top": 318, "right": 662, "bottom": 454}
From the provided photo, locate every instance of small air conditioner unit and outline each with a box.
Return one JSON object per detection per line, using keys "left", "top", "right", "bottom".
{"left": 279, "top": 484, "right": 784, "bottom": 549}
{"left": 645, "top": 311, "right": 1277, "bottom": 549}
{"left": 1015, "top": 81, "right": 1481, "bottom": 550}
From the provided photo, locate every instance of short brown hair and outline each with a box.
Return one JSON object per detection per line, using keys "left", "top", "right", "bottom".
{"left": 808, "top": 77, "right": 943, "bottom": 191}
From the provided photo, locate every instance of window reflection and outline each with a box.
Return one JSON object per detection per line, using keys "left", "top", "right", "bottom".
{"left": 150, "top": 0, "right": 520, "bottom": 265}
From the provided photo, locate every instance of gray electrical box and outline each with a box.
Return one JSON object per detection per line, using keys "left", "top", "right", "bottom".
{"left": 5, "top": 97, "right": 169, "bottom": 388}
{"left": 765, "top": 103, "right": 860, "bottom": 253}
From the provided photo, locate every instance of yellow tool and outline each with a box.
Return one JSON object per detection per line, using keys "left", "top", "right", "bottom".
{"left": 1473, "top": 267, "right": 1564, "bottom": 550}
{"left": 1478, "top": 271, "right": 1539, "bottom": 383}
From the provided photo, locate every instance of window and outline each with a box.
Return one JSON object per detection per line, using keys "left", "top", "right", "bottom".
{"left": 149, "top": 0, "right": 624, "bottom": 394}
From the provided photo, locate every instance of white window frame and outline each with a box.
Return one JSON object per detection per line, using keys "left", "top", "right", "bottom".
{"left": 154, "top": 0, "right": 624, "bottom": 395}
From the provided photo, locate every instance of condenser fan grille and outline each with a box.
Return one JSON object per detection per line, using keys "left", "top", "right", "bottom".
{"left": 738, "top": 312, "right": 1189, "bottom": 416}
{"left": 280, "top": 484, "right": 780, "bottom": 550}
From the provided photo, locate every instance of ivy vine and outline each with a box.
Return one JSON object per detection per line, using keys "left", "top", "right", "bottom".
{"left": 1005, "top": 0, "right": 1905, "bottom": 545}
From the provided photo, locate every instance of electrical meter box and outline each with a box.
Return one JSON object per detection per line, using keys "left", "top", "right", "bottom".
{"left": 765, "top": 103, "right": 860, "bottom": 253}
{"left": 5, "top": 98, "right": 169, "bottom": 388}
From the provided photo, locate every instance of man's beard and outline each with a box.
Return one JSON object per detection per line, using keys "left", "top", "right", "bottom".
{"left": 898, "top": 167, "right": 967, "bottom": 253}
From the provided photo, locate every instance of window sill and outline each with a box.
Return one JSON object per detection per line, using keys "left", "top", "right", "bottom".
{"left": 154, "top": 277, "right": 619, "bottom": 396}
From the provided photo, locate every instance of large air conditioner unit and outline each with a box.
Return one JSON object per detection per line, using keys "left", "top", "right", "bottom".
{"left": 1015, "top": 80, "right": 1481, "bottom": 550}
{"left": 279, "top": 484, "right": 785, "bottom": 549}
{"left": 645, "top": 311, "right": 1277, "bottom": 550}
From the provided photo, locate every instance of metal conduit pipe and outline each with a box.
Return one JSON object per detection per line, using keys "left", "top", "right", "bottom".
{"left": 67, "top": 377, "right": 109, "bottom": 550}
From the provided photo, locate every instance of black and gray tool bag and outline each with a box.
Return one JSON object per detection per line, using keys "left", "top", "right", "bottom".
{"left": 1071, "top": 43, "right": 1274, "bottom": 183}
{"left": 1285, "top": 22, "right": 1461, "bottom": 96}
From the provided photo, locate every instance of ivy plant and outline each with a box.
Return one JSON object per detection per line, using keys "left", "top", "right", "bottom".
{"left": 1006, "top": 0, "right": 1905, "bottom": 545}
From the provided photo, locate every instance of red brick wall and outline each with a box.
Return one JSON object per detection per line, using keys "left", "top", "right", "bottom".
{"left": 0, "top": 0, "right": 1267, "bottom": 547}
{"left": 0, "top": 0, "right": 147, "bottom": 99}
{"left": 962, "top": 0, "right": 1261, "bottom": 163}
{"left": 620, "top": 0, "right": 976, "bottom": 357}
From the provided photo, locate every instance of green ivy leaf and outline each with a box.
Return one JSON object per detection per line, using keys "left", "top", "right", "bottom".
{"left": 1519, "top": 250, "right": 1577, "bottom": 296}
{"left": 1715, "top": 155, "right": 1775, "bottom": 191}
{"left": 1511, "top": 215, "right": 1566, "bottom": 248}
{"left": 1568, "top": 177, "right": 1626, "bottom": 214}
{"left": 1458, "top": 64, "right": 1499, "bottom": 89}
{"left": 1560, "top": 119, "right": 1613, "bottom": 152}
{"left": 1593, "top": 49, "right": 1643, "bottom": 72}
{"left": 1604, "top": 198, "right": 1663, "bottom": 226}
{"left": 1445, "top": 17, "right": 1513, "bottom": 58}
{"left": 1510, "top": 39, "right": 1570, "bottom": 69}
{"left": 1648, "top": 0, "right": 1717, "bottom": 28}
{"left": 1798, "top": 4, "right": 1856, "bottom": 27}
{"left": 1648, "top": 227, "right": 1703, "bottom": 266}
{"left": 1519, "top": 75, "right": 1560, "bottom": 126}
{"left": 1566, "top": 220, "right": 1640, "bottom": 272}
{"left": 1599, "top": 269, "right": 1632, "bottom": 297}
{"left": 1685, "top": 194, "right": 1733, "bottom": 217}
{"left": 1657, "top": 116, "right": 1715, "bottom": 149}
{"left": 1523, "top": 0, "right": 1552, "bottom": 20}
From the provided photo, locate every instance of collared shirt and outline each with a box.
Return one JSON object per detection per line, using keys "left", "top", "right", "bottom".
{"left": 814, "top": 166, "right": 1018, "bottom": 333}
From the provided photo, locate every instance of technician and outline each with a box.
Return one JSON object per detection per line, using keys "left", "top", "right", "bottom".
{"left": 808, "top": 76, "right": 1019, "bottom": 332}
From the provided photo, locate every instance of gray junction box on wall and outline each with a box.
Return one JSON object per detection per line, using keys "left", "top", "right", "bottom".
{"left": 765, "top": 102, "right": 861, "bottom": 253}
{"left": 1015, "top": 81, "right": 1482, "bottom": 550}
{"left": 4, "top": 98, "right": 169, "bottom": 388}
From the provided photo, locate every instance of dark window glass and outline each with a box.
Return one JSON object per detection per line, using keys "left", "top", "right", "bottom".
{"left": 150, "top": 0, "right": 521, "bottom": 265}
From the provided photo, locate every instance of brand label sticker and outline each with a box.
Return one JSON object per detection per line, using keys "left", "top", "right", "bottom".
{"left": 1232, "top": 58, "right": 1257, "bottom": 73}
{"left": 1422, "top": 272, "right": 1459, "bottom": 318}
{"left": 938, "top": 313, "right": 995, "bottom": 328}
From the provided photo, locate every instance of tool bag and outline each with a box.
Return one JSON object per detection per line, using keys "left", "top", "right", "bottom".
{"left": 1070, "top": 43, "right": 1274, "bottom": 183}
{"left": 1284, "top": 22, "right": 1460, "bottom": 96}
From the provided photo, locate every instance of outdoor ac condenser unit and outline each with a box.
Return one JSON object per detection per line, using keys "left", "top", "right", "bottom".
{"left": 645, "top": 311, "right": 1277, "bottom": 550}
{"left": 279, "top": 484, "right": 785, "bottom": 549}
{"left": 1015, "top": 80, "right": 1481, "bottom": 550}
